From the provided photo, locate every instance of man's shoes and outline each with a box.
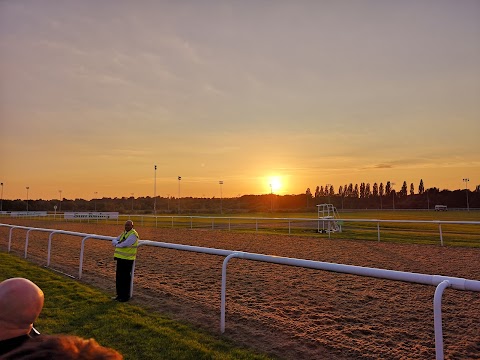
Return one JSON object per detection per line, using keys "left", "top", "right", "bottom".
{"left": 117, "top": 297, "right": 130, "bottom": 303}
{"left": 111, "top": 296, "right": 119, "bottom": 301}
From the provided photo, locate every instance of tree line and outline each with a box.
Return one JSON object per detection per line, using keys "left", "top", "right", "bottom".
{"left": 308, "top": 179, "right": 428, "bottom": 200}
{"left": 1, "top": 179, "right": 479, "bottom": 214}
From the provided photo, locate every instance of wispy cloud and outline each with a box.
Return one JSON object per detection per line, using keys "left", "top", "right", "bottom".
{"left": 373, "top": 163, "right": 393, "bottom": 169}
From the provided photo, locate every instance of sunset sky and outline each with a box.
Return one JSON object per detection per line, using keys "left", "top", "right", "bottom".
{"left": 1, "top": 1, "right": 479, "bottom": 201}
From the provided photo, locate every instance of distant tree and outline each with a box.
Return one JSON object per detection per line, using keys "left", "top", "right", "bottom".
{"left": 365, "top": 183, "right": 371, "bottom": 197}
{"left": 476, "top": 185, "right": 480, "bottom": 192}
{"left": 378, "top": 183, "right": 384, "bottom": 209}
{"left": 329, "top": 185, "right": 334, "bottom": 195}
{"left": 344, "top": 184, "right": 348, "bottom": 196}
{"left": 306, "top": 188, "right": 312, "bottom": 207}
{"left": 360, "top": 183, "right": 365, "bottom": 198}
{"left": 385, "top": 181, "right": 391, "bottom": 195}
{"left": 315, "top": 186, "right": 320, "bottom": 198}
{"left": 410, "top": 183, "right": 415, "bottom": 195}
{"left": 372, "top": 183, "right": 378, "bottom": 197}
{"left": 338, "top": 185, "right": 343, "bottom": 196}
{"left": 418, "top": 179, "right": 424, "bottom": 194}
{"left": 353, "top": 184, "right": 359, "bottom": 198}
{"left": 400, "top": 181, "right": 408, "bottom": 197}
{"left": 347, "top": 183, "right": 353, "bottom": 196}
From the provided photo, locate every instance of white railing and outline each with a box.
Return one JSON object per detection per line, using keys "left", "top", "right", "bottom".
{"left": 139, "top": 215, "right": 480, "bottom": 246}
{"left": 1, "top": 223, "right": 479, "bottom": 360}
{"left": 3, "top": 213, "right": 479, "bottom": 246}
{"left": 0, "top": 224, "right": 112, "bottom": 265}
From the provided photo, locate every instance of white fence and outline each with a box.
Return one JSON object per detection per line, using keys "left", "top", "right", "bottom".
{"left": 1, "top": 223, "right": 479, "bottom": 360}
{"left": 2, "top": 213, "right": 480, "bottom": 246}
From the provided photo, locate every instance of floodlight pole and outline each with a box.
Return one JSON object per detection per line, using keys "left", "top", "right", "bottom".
{"left": 59, "top": 190, "right": 62, "bottom": 212}
{"left": 131, "top": 193, "right": 134, "bottom": 213}
{"left": 94, "top": 192, "right": 98, "bottom": 211}
{"left": 26, "top": 187, "right": 29, "bottom": 212}
{"left": 154, "top": 165, "right": 157, "bottom": 215}
{"left": 178, "top": 176, "right": 181, "bottom": 213}
{"left": 0, "top": 182, "right": 3, "bottom": 212}
{"left": 463, "top": 178, "right": 470, "bottom": 211}
{"left": 219, "top": 181, "right": 224, "bottom": 214}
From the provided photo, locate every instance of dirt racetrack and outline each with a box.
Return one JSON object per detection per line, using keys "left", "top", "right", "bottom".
{"left": 1, "top": 219, "right": 479, "bottom": 359}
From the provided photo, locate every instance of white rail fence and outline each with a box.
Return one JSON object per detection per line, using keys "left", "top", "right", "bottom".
{"left": 3, "top": 213, "right": 480, "bottom": 246}
{"left": 1, "top": 223, "right": 479, "bottom": 360}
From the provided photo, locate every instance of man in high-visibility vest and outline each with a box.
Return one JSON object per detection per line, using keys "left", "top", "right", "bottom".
{"left": 112, "top": 220, "right": 139, "bottom": 302}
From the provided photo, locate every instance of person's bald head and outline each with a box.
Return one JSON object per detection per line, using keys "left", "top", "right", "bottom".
{"left": 124, "top": 220, "right": 134, "bottom": 231}
{"left": 0, "top": 278, "right": 44, "bottom": 340}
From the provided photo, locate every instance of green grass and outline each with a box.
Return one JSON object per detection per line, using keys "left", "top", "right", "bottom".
{"left": 4, "top": 210, "right": 480, "bottom": 247}
{"left": 0, "top": 252, "right": 273, "bottom": 360}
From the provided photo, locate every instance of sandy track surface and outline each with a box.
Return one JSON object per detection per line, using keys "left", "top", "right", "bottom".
{"left": 1, "top": 220, "right": 479, "bottom": 359}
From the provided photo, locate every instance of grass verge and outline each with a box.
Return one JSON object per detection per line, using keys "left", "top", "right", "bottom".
{"left": 0, "top": 252, "right": 273, "bottom": 360}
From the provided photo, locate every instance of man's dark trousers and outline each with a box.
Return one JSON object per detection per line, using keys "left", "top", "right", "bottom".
{"left": 115, "top": 258, "right": 134, "bottom": 300}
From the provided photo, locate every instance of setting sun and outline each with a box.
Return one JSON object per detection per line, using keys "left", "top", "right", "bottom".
{"left": 269, "top": 176, "right": 282, "bottom": 193}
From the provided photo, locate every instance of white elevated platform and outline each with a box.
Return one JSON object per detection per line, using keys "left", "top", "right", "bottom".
{"left": 317, "top": 204, "right": 342, "bottom": 233}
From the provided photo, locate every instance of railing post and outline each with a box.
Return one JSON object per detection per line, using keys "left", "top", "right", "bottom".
{"left": 212, "top": 218, "right": 214, "bottom": 230}
{"left": 79, "top": 236, "right": 91, "bottom": 279}
{"left": 8, "top": 227, "right": 15, "bottom": 252}
{"left": 47, "top": 231, "right": 59, "bottom": 266}
{"left": 25, "top": 229, "right": 33, "bottom": 258}
{"left": 191, "top": 217, "right": 193, "bottom": 229}
{"left": 221, "top": 253, "right": 243, "bottom": 333}
{"left": 229, "top": 218, "right": 231, "bottom": 231}
{"left": 288, "top": 220, "right": 291, "bottom": 235}
{"left": 434, "top": 280, "right": 450, "bottom": 360}
{"left": 377, "top": 222, "right": 381, "bottom": 242}
{"left": 130, "top": 259, "right": 136, "bottom": 298}
{"left": 439, "top": 224, "right": 443, "bottom": 246}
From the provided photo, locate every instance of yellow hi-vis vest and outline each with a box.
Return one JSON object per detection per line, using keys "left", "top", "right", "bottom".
{"left": 114, "top": 229, "right": 139, "bottom": 260}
